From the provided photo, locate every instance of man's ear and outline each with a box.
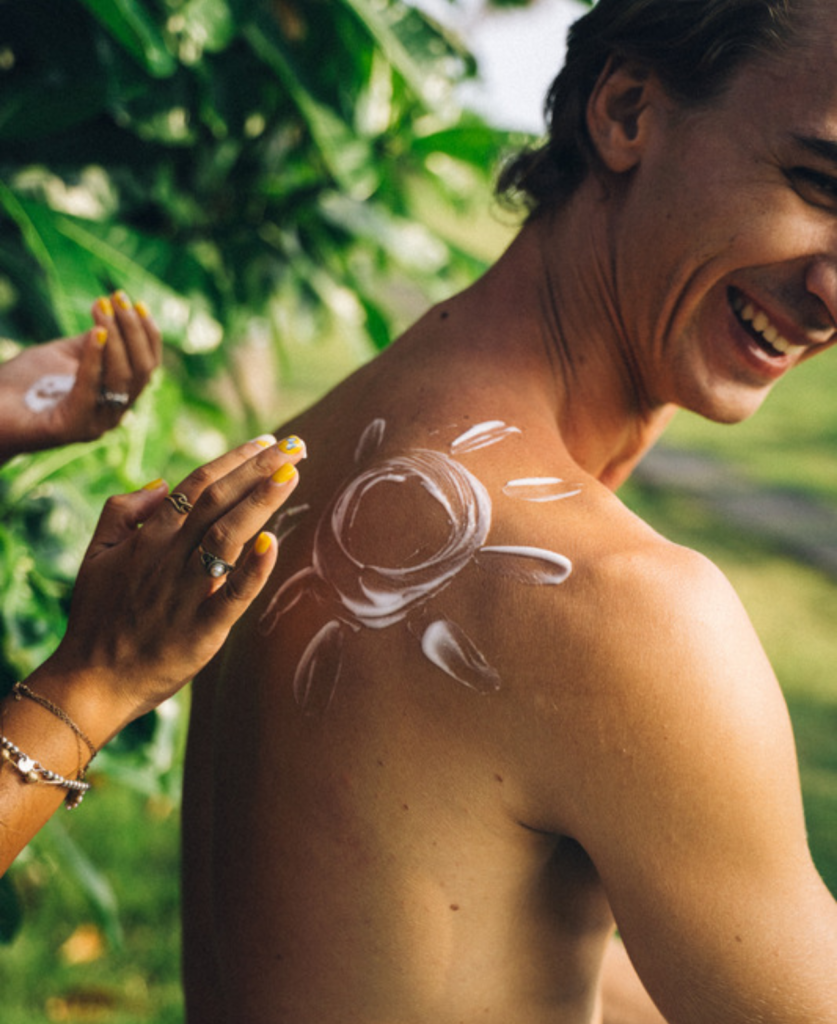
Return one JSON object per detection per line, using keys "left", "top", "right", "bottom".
{"left": 586, "top": 56, "right": 660, "bottom": 174}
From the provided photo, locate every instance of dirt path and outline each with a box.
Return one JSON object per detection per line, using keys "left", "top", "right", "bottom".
{"left": 634, "top": 446, "right": 837, "bottom": 581}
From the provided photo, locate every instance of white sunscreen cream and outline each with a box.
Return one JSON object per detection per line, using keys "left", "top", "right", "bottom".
{"left": 260, "top": 418, "right": 579, "bottom": 713}
{"left": 24, "top": 373, "right": 75, "bottom": 413}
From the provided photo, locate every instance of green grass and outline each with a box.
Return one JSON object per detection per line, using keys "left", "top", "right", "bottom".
{"left": 1, "top": 778, "right": 183, "bottom": 1022}
{"left": 662, "top": 352, "right": 837, "bottom": 506}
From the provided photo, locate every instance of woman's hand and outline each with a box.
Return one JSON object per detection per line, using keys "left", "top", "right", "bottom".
{"left": 36, "top": 434, "right": 306, "bottom": 743}
{"left": 0, "top": 292, "right": 161, "bottom": 465}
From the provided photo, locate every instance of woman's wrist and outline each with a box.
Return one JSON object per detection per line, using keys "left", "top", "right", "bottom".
{"left": 16, "top": 657, "right": 141, "bottom": 754}
{"left": 0, "top": 663, "right": 116, "bottom": 872}
{"left": 1, "top": 679, "right": 95, "bottom": 810}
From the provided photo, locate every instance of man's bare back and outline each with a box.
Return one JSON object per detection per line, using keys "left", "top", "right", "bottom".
{"left": 182, "top": 5, "right": 837, "bottom": 1018}
{"left": 182, "top": 234, "right": 831, "bottom": 1023}
{"left": 182, "top": 266, "right": 668, "bottom": 1021}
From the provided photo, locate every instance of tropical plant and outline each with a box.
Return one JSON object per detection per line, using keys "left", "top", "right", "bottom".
{"left": 0, "top": 0, "right": 537, "bottom": 936}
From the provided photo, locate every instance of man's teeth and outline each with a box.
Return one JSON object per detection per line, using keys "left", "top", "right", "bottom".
{"left": 731, "top": 294, "right": 806, "bottom": 357}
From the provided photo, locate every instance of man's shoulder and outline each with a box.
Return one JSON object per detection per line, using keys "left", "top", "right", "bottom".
{"left": 493, "top": 482, "right": 774, "bottom": 708}
{"left": 482, "top": 483, "right": 794, "bottom": 834}
{"left": 475, "top": 458, "right": 735, "bottom": 635}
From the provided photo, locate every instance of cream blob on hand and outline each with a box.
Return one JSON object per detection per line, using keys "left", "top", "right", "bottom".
{"left": 24, "top": 373, "right": 76, "bottom": 413}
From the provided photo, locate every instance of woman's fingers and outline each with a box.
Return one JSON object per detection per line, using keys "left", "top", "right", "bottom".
{"left": 187, "top": 455, "right": 300, "bottom": 585}
{"left": 180, "top": 437, "right": 303, "bottom": 542}
{"left": 64, "top": 325, "right": 108, "bottom": 417}
{"left": 143, "top": 434, "right": 280, "bottom": 534}
{"left": 83, "top": 433, "right": 304, "bottom": 582}
{"left": 135, "top": 434, "right": 304, "bottom": 588}
{"left": 134, "top": 299, "right": 163, "bottom": 367}
{"left": 53, "top": 436, "right": 305, "bottom": 713}
{"left": 205, "top": 530, "right": 279, "bottom": 625}
{"left": 49, "top": 325, "right": 117, "bottom": 443}
{"left": 111, "top": 290, "right": 160, "bottom": 388}
{"left": 92, "top": 296, "right": 131, "bottom": 408}
{"left": 83, "top": 479, "right": 170, "bottom": 559}
{"left": 150, "top": 434, "right": 304, "bottom": 543}
{"left": 91, "top": 292, "right": 161, "bottom": 412}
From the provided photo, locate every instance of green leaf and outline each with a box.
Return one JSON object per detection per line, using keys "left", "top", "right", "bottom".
{"left": 177, "top": 0, "right": 236, "bottom": 53}
{"left": 47, "top": 821, "right": 125, "bottom": 949}
{"left": 0, "top": 196, "right": 223, "bottom": 348}
{"left": 0, "top": 77, "right": 110, "bottom": 142}
{"left": 0, "top": 186, "right": 104, "bottom": 335}
{"left": 0, "top": 230, "right": 60, "bottom": 339}
{"left": 356, "top": 292, "right": 392, "bottom": 351}
{"left": 412, "top": 122, "right": 515, "bottom": 169}
{"left": 0, "top": 519, "right": 70, "bottom": 675}
{"left": 243, "top": 19, "right": 378, "bottom": 197}
{"left": 342, "top": 0, "right": 447, "bottom": 105}
{"left": 0, "top": 874, "right": 23, "bottom": 944}
{"left": 61, "top": 220, "right": 226, "bottom": 352}
{"left": 76, "top": 0, "right": 177, "bottom": 78}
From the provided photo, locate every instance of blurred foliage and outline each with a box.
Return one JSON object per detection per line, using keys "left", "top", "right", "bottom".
{"left": 0, "top": 0, "right": 525, "bottom": 700}
{"left": 0, "top": 0, "right": 531, "bottom": 937}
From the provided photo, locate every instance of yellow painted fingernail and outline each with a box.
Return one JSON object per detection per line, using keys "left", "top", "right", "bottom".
{"left": 277, "top": 435, "right": 306, "bottom": 457}
{"left": 254, "top": 532, "right": 273, "bottom": 556}
{"left": 94, "top": 326, "right": 108, "bottom": 347}
{"left": 251, "top": 433, "right": 276, "bottom": 448}
{"left": 97, "top": 297, "right": 114, "bottom": 317}
{"left": 272, "top": 462, "right": 297, "bottom": 485}
{"left": 134, "top": 300, "right": 149, "bottom": 318}
{"left": 142, "top": 477, "right": 165, "bottom": 490}
{"left": 114, "top": 290, "right": 131, "bottom": 310}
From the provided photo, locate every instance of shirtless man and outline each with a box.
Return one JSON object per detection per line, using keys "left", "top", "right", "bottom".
{"left": 182, "top": 1, "right": 837, "bottom": 1020}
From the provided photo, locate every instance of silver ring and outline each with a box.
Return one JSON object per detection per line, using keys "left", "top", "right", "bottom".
{"left": 198, "top": 545, "right": 236, "bottom": 578}
{"left": 98, "top": 388, "right": 130, "bottom": 408}
{"left": 166, "top": 492, "right": 193, "bottom": 515}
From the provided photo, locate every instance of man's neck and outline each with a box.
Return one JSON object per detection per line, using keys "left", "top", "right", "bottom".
{"left": 463, "top": 202, "right": 678, "bottom": 490}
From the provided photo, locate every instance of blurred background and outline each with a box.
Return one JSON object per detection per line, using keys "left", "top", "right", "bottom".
{"left": 1, "top": 1, "right": 835, "bottom": 1020}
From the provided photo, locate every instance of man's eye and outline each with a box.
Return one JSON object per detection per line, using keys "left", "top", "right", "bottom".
{"left": 788, "top": 167, "right": 837, "bottom": 207}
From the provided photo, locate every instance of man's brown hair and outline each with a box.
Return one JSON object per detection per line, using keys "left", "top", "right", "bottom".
{"left": 497, "top": 0, "right": 805, "bottom": 214}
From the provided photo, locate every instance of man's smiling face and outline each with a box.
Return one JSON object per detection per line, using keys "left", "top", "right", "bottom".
{"left": 610, "top": 10, "right": 837, "bottom": 424}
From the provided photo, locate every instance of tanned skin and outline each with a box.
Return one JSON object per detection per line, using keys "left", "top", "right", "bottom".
{"left": 182, "top": 23, "right": 837, "bottom": 1024}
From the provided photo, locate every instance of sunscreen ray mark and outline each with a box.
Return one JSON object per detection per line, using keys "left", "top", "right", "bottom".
{"left": 503, "top": 477, "right": 583, "bottom": 502}
{"left": 294, "top": 619, "right": 345, "bottom": 715}
{"left": 259, "top": 566, "right": 319, "bottom": 635}
{"left": 354, "top": 417, "right": 386, "bottom": 464}
{"left": 420, "top": 618, "right": 501, "bottom": 693}
{"left": 272, "top": 504, "right": 311, "bottom": 545}
{"left": 476, "top": 545, "right": 572, "bottom": 585}
{"left": 450, "top": 420, "right": 521, "bottom": 455}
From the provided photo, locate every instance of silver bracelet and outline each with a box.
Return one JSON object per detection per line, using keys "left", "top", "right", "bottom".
{"left": 0, "top": 734, "right": 91, "bottom": 809}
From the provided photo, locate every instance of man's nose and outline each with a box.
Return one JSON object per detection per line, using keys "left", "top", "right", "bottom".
{"left": 804, "top": 257, "right": 837, "bottom": 338}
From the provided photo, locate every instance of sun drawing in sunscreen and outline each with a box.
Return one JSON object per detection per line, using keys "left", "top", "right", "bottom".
{"left": 259, "top": 419, "right": 580, "bottom": 714}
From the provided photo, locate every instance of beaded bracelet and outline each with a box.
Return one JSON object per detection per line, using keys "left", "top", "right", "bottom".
{"left": 0, "top": 734, "right": 91, "bottom": 809}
